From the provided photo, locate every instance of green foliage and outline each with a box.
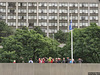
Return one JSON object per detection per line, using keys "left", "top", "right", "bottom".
{"left": 33, "top": 26, "right": 46, "bottom": 37}
{"left": 1, "top": 29, "right": 59, "bottom": 63}
{"left": 0, "top": 21, "right": 13, "bottom": 43}
{"left": 54, "top": 30, "right": 68, "bottom": 43}
{"left": 61, "top": 23, "right": 100, "bottom": 63}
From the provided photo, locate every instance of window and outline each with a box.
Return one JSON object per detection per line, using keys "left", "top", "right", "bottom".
{"left": 59, "top": 3, "right": 67, "bottom": 7}
{"left": 18, "top": 3, "right": 26, "bottom": 6}
{"left": 49, "top": 3, "right": 57, "bottom": 6}
{"left": 80, "top": 3, "right": 88, "bottom": 7}
{"left": 59, "top": 23, "right": 67, "bottom": 26}
{"left": 0, "top": 15, "right": 2, "bottom": 19}
{"left": 49, "top": 16, "right": 57, "bottom": 20}
{"left": 59, "top": 9, "right": 67, "bottom": 13}
{"left": 49, "top": 23, "right": 57, "bottom": 26}
{"left": 39, "top": 16, "right": 47, "bottom": 19}
{"left": 0, "top": 2, "right": 6, "bottom": 6}
{"left": 0, "top": 9, "right": 6, "bottom": 13}
{"left": 59, "top": 16, "right": 67, "bottom": 20}
{"left": 69, "top": 3, "right": 78, "bottom": 7}
{"left": 49, "top": 9, "right": 57, "bottom": 13}
{"left": 8, "top": 22, "right": 16, "bottom": 26}
{"left": 18, "top": 9, "right": 26, "bottom": 13}
{"left": 80, "top": 10, "right": 88, "bottom": 13}
{"left": 80, "top": 16, "right": 87, "bottom": 20}
{"left": 28, "top": 3, "right": 37, "bottom": 6}
{"left": 39, "top": 3, "right": 47, "bottom": 6}
{"left": 18, "top": 22, "right": 26, "bottom": 26}
{"left": 90, "top": 16, "right": 98, "bottom": 20}
{"left": 90, "top": 10, "right": 98, "bottom": 13}
{"left": 90, "top": 3, "right": 98, "bottom": 7}
{"left": 8, "top": 2, "right": 16, "bottom": 7}
{"left": 72, "top": 16, "right": 78, "bottom": 20}
{"left": 10, "top": 9, "right": 15, "bottom": 14}
{"left": 69, "top": 10, "right": 77, "bottom": 13}
{"left": 30, "top": 16, "right": 36, "bottom": 19}
{"left": 39, "top": 22, "right": 47, "bottom": 26}
{"left": 8, "top": 16, "right": 16, "bottom": 19}
{"left": 80, "top": 23, "right": 88, "bottom": 26}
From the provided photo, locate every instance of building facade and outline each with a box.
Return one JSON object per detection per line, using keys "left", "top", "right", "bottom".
{"left": 0, "top": 0, "right": 100, "bottom": 37}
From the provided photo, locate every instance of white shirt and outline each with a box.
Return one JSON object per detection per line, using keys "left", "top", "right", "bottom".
{"left": 29, "top": 60, "right": 33, "bottom": 63}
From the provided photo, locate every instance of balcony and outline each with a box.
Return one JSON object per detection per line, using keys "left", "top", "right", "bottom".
{"left": 40, "top": 27, "right": 47, "bottom": 31}
{"left": 49, "top": 13, "right": 57, "bottom": 16}
{"left": 0, "top": 19, "right": 6, "bottom": 21}
{"left": 39, "top": 13, "right": 47, "bottom": 16}
{"left": 69, "top": 13, "right": 78, "bottom": 16}
{"left": 49, "top": 6, "right": 57, "bottom": 9}
{"left": 0, "top": 6, "right": 6, "bottom": 9}
{"left": 59, "top": 26, "right": 67, "bottom": 29}
{"left": 59, "top": 20, "right": 67, "bottom": 22}
{"left": 28, "top": 13, "right": 37, "bottom": 16}
{"left": 49, "top": 20, "right": 57, "bottom": 23}
{"left": 80, "top": 7, "right": 88, "bottom": 9}
{"left": 80, "top": 13, "right": 88, "bottom": 16}
{"left": 18, "top": 6, "right": 26, "bottom": 9}
{"left": 90, "top": 7, "right": 98, "bottom": 10}
{"left": 8, "top": 3, "right": 16, "bottom": 8}
{"left": 59, "top": 6, "right": 68, "bottom": 9}
{"left": 18, "top": 13, "right": 26, "bottom": 16}
{"left": 28, "top": 19, "right": 37, "bottom": 22}
{"left": 18, "top": 19, "right": 26, "bottom": 22}
{"left": 90, "top": 13, "right": 98, "bottom": 16}
{"left": 39, "top": 19, "right": 47, "bottom": 22}
{"left": 8, "top": 19, "right": 16, "bottom": 22}
{"left": 59, "top": 13, "right": 67, "bottom": 16}
{"left": 0, "top": 12, "right": 6, "bottom": 15}
{"left": 28, "top": 6, "right": 37, "bottom": 9}
{"left": 80, "top": 20, "right": 88, "bottom": 22}
{"left": 90, "top": 20, "right": 98, "bottom": 23}
{"left": 69, "top": 7, "right": 78, "bottom": 9}
{"left": 49, "top": 26, "right": 57, "bottom": 29}
{"left": 39, "top": 6, "right": 47, "bottom": 9}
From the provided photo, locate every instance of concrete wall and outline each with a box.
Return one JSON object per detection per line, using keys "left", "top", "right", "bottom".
{"left": 0, "top": 63, "right": 100, "bottom": 75}
{"left": 0, "top": 0, "right": 99, "bottom": 2}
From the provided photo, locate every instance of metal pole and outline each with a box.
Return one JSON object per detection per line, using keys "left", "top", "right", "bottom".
{"left": 71, "top": 29, "right": 73, "bottom": 63}
{"left": 71, "top": 14, "right": 73, "bottom": 63}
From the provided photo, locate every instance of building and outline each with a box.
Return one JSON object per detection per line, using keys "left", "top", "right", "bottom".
{"left": 0, "top": 0, "right": 100, "bottom": 37}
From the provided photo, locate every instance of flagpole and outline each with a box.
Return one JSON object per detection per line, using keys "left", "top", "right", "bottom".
{"left": 71, "top": 14, "right": 73, "bottom": 64}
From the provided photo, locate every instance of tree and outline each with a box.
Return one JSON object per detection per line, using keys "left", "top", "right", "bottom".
{"left": 33, "top": 26, "right": 46, "bottom": 37}
{"left": 1, "top": 28, "right": 59, "bottom": 63}
{"left": 54, "top": 30, "right": 68, "bottom": 43}
{"left": 61, "top": 23, "right": 100, "bottom": 63}
{"left": 0, "top": 21, "right": 13, "bottom": 43}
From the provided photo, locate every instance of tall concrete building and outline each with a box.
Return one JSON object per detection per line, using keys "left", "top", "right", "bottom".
{"left": 0, "top": 0, "right": 100, "bottom": 37}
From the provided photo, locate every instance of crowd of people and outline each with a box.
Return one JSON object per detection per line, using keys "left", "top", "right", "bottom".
{"left": 28, "top": 57, "right": 83, "bottom": 63}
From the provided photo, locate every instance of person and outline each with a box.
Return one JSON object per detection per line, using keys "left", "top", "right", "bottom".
{"left": 38, "top": 58, "right": 42, "bottom": 63}
{"left": 70, "top": 59, "right": 76, "bottom": 63}
{"left": 48, "top": 57, "right": 51, "bottom": 63}
{"left": 66, "top": 57, "right": 70, "bottom": 63}
{"left": 62, "top": 58, "right": 66, "bottom": 63}
{"left": 28, "top": 58, "right": 33, "bottom": 63}
{"left": 51, "top": 58, "right": 54, "bottom": 63}
{"left": 54, "top": 58, "right": 58, "bottom": 63}
{"left": 42, "top": 58, "right": 45, "bottom": 63}
{"left": 13, "top": 60, "right": 16, "bottom": 63}
{"left": 57, "top": 58, "right": 61, "bottom": 63}
{"left": 44, "top": 57, "right": 48, "bottom": 63}
{"left": 77, "top": 58, "right": 83, "bottom": 63}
